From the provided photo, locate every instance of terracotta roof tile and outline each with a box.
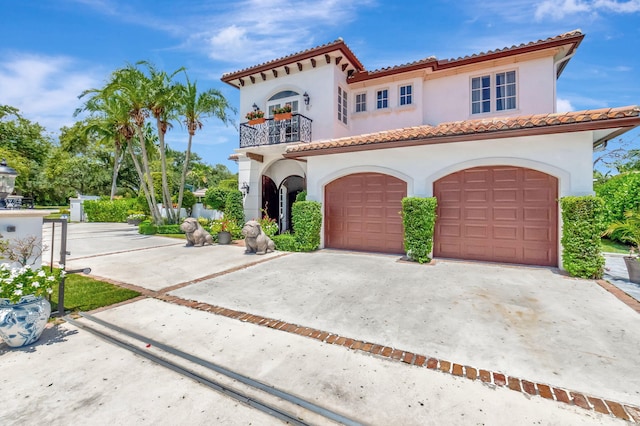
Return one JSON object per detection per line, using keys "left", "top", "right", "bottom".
{"left": 285, "top": 105, "right": 640, "bottom": 156}
{"left": 348, "top": 30, "right": 584, "bottom": 83}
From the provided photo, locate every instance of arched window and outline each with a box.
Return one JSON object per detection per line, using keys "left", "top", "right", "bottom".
{"left": 266, "top": 91, "right": 301, "bottom": 117}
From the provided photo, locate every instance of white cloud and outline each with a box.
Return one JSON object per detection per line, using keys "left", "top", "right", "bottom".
{"left": 0, "top": 53, "right": 103, "bottom": 133}
{"left": 189, "top": 0, "right": 374, "bottom": 64}
{"left": 556, "top": 98, "right": 575, "bottom": 112}
{"left": 535, "top": 0, "right": 640, "bottom": 20}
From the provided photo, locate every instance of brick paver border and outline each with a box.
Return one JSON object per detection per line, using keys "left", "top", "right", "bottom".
{"left": 77, "top": 255, "right": 640, "bottom": 424}
{"left": 147, "top": 294, "right": 640, "bottom": 423}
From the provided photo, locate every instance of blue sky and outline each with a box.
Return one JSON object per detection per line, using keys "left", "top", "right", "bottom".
{"left": 1, "top": 0, "right": 639, "bottom": 172}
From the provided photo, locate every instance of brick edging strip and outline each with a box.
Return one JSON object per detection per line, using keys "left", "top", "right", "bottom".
{"left": 155, "top": 294, "right": 640, "bottom": 423}
{"left": 596, "top": 279, "right": 640, "bottom": 314}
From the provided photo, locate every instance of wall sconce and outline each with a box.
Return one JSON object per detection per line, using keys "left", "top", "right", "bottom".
{"left": 303, "top": 92, "right": 310, "bottom": 106}
{"left": 241, "top": 182, "right": 250, "bottom": 195}
{"left": 252, "top": 103, "right": 259, "bottom": 111}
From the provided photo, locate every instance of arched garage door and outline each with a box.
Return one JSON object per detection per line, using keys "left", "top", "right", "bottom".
{"left": 325, "top": 173, "right": 407, "bottom": 254}
{"left": 433, "top": 166, "right": 558, "bottom": 266}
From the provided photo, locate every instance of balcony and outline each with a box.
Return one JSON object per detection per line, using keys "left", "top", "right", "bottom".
{"left": 239, "top": 113, "right": 312, "bottom": 148}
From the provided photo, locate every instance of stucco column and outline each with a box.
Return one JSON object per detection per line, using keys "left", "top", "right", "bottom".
{"left": 238, "top": 157, "right": 261, "bottom": 222}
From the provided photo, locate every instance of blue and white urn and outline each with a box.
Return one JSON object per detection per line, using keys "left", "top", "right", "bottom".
{"left": 0, "top": 295, "right": 51, "bottom": 347}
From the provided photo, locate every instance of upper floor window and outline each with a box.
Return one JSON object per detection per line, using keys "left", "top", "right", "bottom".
{"left": 471, "top": 71, "right": 517, "bottom": 114}
{"left": 376, "top": 89, "right": 388, "bottom": 109}
{"left": 338, "top": 86, "right": 348, "bottom": 125}
{"left": 355, "top": 93, "right": 367, "bottom": 112}
{"left": 399, "top": 84, "right": 412, "bottom": 106}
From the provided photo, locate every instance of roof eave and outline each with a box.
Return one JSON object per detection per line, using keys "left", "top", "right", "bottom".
{"left": 283, "top": 115, "right": 640, "bottom": 159}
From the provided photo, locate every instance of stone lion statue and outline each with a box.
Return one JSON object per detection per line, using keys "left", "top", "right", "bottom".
{"left": 180, "top": 217, "right": 213, "bottom": 247}
{"left": 242, "top": 220, "right": 275, "bottom": 255}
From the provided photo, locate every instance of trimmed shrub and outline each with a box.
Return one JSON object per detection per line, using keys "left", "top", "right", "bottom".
{"left": 595, "top": 171, "right": 640, "bottom": 230}
{"left": 180, "top": 190, "right": 196, "bottom": 213}
{"left": 157, "top": 224, "right": 183, "bottom": 234}
{"left": 292, "top": 201, "right": 322, "bottom": 251}
{"left": 295, "top": 190, "right": 307, "bottom": 202}
{"left": 224, "top": 190, "right": 245, "bottom": 225}
{"left": 272, "top": 233, "right": 297, "bottom": 251}
{"left": 560, "top": 196, "right": 605, "bottom": 279}
{"left": 204, "top": 187, "right": 228, "bottom": 211}
{"left": 138, "top": 220, "right": 157, "bottom": 235}
{"left": 83, "top": 198, "right": 138, "bottom": 222}
{"left": 401, "top": 197, "right": 438, "bottom": 263}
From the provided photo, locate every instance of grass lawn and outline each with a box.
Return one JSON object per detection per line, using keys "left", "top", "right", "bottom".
{"left": 158, "top": 233, "right": 186, "bottom": 239}
{"left": 50, "top": 273, "right": 140, "bottom": 313}
{"left": 601, "top": 238, "right": 631, "bottom": 254}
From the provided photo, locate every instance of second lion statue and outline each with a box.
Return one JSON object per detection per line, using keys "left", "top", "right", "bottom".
{"left": 242, "top": 220, "right": 275, "bottom": 255}
{"left": 180, "top": 217, "right": 214, "bottom": 247}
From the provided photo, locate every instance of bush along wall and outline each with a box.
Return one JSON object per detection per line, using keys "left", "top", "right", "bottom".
{"left": 291, "top": 201, "right": 322, "bottom": 251}
{"left": 401, "top": 197, "right": 438, "bottom": 263}
{"left": 138, "top": 220, "right": 157, "bottom": 235}
{"left": 83, "top": 198, "right": 139, "bottom": 222}
{"left": 560, "top": 195, "right": 605, "bottom": 279}
{"left": 224, "top": 190, "right": 245, "bottom": 226}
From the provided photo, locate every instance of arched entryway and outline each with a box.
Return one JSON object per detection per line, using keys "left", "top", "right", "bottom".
{"left": 433, "top": 165, "right": 558, "bottom": 266}
{"left": 278, "top": 175, "right": 305, "bottom": 233}
{"left": 262, "top": 176, "right": 278, "bottom": 221}
{"left": 324, "top": 173, "right": 407, "bottom": 254}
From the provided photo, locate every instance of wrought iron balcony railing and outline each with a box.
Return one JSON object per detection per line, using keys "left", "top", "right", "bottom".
{"left": 239, "top": 113, "right": 312, "bottom": 148}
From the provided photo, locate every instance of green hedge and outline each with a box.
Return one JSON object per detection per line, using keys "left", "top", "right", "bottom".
{"left": 292, "top": 201, "right": 322, "bottom": 251}
{"left": 560, "top": 196, "right": 605, "bottom": 279}
{"left": 157, "top": 224, "right": 183, "bottom": 234}
{"left": 272, "top": 233, "right": 298, "bottom": 251}
{"left": 138, "top": 220, "right": 157, "bottom": 235}
{"left": 595, "top": 172, "right": 640, "bottom": 231}
{"left": 224, "top": 190, "right": 245, "bottom": 226}
{"left": 83, "top": 198, "right": 139, "bottom": 222}
{"left": 401, "top": 197, "right": 438, "bottom": 263}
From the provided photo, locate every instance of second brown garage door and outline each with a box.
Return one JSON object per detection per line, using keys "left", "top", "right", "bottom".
{"left": 325, "top": 173, "right": 406, "bottom": 254}
{"left": 433, "top": 166, "right": 558, "bottom": 266}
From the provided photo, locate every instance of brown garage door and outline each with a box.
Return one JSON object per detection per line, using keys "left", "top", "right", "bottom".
{"left": 433, "top": 166, "right": 557, "bottom": 266}
{"left": 325, "top": 173, "right": 406, "bottom": 253}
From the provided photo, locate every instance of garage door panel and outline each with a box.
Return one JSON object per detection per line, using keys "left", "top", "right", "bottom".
{"left": 493, "top": 225, "right": 518, "bottom": 240}
{"left": 464, "top": 225, "right": 489, "bottom": 238}
{"left": 464, "top": 189, "right": 488, "bottom": 202}
{"left": 493, "top": 207, "right": 518, "bottom": 221}
{"left": 494, "top": 189, "right": 519, "bottom": 202}
{"left": 326, "top": 173, "right": 406, "bottom": 253}
{"left": 434, "top": 166, "right": 557, "bottom": 266}
{"left": 524, "top": 188, "right": 552, "bottom": 202}
{"left": 441, "top": 207, "right": 461, "bottom": 220}
{"left": 465, "top": 207, "right": 488, "bottom": 220}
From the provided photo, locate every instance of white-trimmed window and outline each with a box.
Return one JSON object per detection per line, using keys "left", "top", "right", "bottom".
{"left": 355, "top": 92, "right": 367, "bottom": 112}
{"left": 376, "top": 89, "right": 388, "bottom": 109}
{"left": 338, "top": 86, "right": 348, "bottom": 125}
{"left": 399, "top": 84, "right": 412, "bottom": 106}
{"left": 471, "top": 70, "right": 517, "bottom": 114}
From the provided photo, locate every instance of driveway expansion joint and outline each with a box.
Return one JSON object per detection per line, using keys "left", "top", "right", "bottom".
{"left": 150, "top": 294, "right": 640, "bottom": 424}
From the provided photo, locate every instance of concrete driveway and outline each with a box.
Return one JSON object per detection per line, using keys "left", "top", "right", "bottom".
{"left": 3, "top": 222, "right": 639, "bottom": 425}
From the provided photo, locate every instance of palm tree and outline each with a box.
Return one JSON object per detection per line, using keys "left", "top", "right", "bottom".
{"left": 604, "top": 209, "right": 640, "bottom": 255}
{"left": 175, "top": 72, "right": 235, "bottom": 215}
{"left": 138, "top": 61, "right": 184, "bottom": 223}
{"left": 79, "top": 97, "right": 134, "bottom": 200}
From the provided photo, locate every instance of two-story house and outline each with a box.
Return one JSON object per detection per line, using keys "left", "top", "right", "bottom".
{"left": 221, "top": 30, "right": 640, "bottom": 267}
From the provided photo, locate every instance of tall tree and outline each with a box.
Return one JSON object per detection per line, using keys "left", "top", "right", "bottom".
{"left": 175, "top": 73, "right": 234, "bottom": 215}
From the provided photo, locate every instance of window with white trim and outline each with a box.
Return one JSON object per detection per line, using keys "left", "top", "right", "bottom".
{"left": 355, "top": 92, "right": 367, "bottom": 112}
{"left": 399, "top": 84, "right": 412, "bottom": 106}
{"left": 471, "top": 70, "right": 517, "bottom": 114}
{"left": 376, "top": 89, "right": 388, "bottom": 109}
{"left": 338, "top": 86, "right": 348, "bottom": 124}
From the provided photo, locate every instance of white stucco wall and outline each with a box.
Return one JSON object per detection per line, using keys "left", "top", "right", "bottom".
{"left": 238, "top": 63, "right": 344, "bottom": 142}
{"left": 423, "top": 56, "right": 556, "bottom": 125}
{"left": 303, "top": 131, "right": 594, "bottom": 259}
